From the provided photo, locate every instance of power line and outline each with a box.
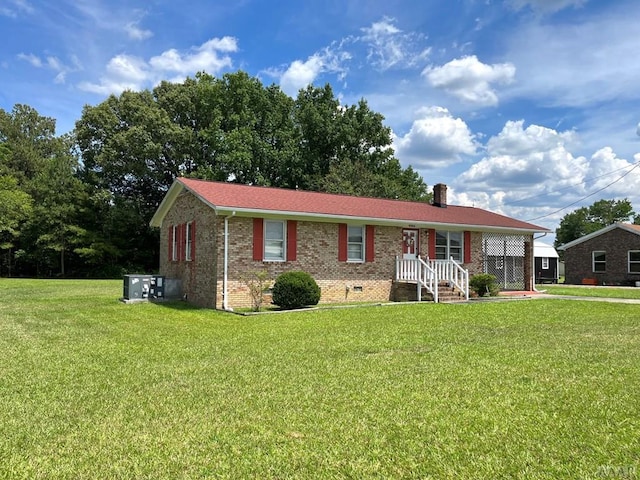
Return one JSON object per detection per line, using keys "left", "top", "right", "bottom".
{"left": 525, "top": 161, "right": 640, "bottom": 222}
{"left": 504, "top": 159, "right": 640, "bottom": 207}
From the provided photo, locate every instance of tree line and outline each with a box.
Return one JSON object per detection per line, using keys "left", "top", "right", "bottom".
{"left": 1, "top": 71, "right": 430, "bottom": 277}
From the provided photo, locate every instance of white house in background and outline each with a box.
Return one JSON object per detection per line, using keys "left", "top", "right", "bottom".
{"left": 534, "top": 240, "right": 559, "bottom": 283}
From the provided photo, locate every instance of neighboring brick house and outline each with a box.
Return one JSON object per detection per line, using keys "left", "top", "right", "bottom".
{"left": 558, "top": 223, "right": 640, "bottom": 286}
{"left": 149, "top": 178, "right": 548, "bottom": 309}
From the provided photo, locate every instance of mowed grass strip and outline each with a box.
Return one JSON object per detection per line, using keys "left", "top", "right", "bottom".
{"left": 0, "top": 279, "right": 638, "bottom": 479}
{"left": 540, "top": 283, "right": 640, "bottom": 299}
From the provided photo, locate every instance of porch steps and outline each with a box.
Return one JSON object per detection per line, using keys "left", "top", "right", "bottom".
{"left": 392, "top": 281, "right": 467, "bottom": 303}
{"left": 433, "top": 282, "right": 467, "bottom": 303}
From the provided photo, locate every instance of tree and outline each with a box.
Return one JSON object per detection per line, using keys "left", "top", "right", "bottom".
{"left": 293, "top": 85, "right": 430, "bottom": 201}
{"left": 0, "top": 105, "right": 57, "bottom": 183}
{"left": 555, "top": 198, "right": 637, "bottom": 248}
{"left": 21, "top": 136, "right": 89, "bottom": 277}
{"left": 0, "top": 174, "right": 33, "bottom": 275}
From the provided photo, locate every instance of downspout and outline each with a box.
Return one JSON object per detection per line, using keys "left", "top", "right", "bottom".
{"left": 223, "top": 211, "right": 236, "bottom": 310}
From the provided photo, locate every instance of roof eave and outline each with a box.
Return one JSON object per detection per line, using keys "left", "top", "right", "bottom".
{"left": 557, "top": 223, "right": 640, "bottom": 250}
{"left": 213, "top": 205, "right": 548, "bottom": 233}
{"left": 149, "top": 180, "right": 185, "bottom": 228}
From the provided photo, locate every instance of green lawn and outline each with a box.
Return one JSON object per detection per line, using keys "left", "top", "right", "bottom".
{"left": 1, "top": 279, "right": 639, "bottom": 479}
{"left": 538, "top": 284, "right": 640, "bottom": 299}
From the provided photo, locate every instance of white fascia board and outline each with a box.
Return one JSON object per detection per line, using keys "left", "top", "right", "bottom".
{"left": 213, "top": 205, "right": 546, "bottom": 234}
{"left": 149, "top": 181, "right": 185, "bottom": 227}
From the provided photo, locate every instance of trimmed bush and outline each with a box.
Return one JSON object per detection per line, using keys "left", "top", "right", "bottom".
{"left": 272, "top": 271, "right": 321, "bottom": 309}
{"left": 469, "top": 273, "right": 500, "bottom": 297}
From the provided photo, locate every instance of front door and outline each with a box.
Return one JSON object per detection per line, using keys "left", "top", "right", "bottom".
{"left": 402, "top": 229, "right": 419, "bottom": 260}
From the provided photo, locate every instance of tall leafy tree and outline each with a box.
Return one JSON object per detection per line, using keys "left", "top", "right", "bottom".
{"left": 555, "top": 198, "right": 637, "bottom": 248}
{"left": 18, "top": 135, "right": 90, "bottom": 276}
{"left": 75, "top": 90, "right": 185, "bottom": 272}
{"left": 0, "top": 173, "right": 33, "bottom": 276}
{"left": 291, "top": 84, "right": 341, "bottom": 190}
{"left": 0, "top": 105, "right": 57, "bottom": 183}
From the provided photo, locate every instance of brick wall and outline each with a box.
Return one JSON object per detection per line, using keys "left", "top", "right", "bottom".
{"left": 213, "top": 220, "right": 490, "bottom": 309}
{"left": 564, "top": 228, "right": 640, "bottom": 285}
{"left": 215, "top": 218, "right": 399, "bottom": 308}
{"left": 159, "top": 191, "right": 218, "bottom": 307}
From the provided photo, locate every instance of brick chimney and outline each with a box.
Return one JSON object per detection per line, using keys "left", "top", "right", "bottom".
{"left": 433, "top": 183, "right": 447, "bottom": 208}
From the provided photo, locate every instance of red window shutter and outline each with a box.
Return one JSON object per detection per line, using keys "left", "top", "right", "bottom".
{"left": 253, "top": 218, "right": 264, "bottom": 261}
{"left": 182, "top": 223, "right": 187, "bottom": 261}
{"left": 287, "top": 220, "right": 297, "bottom": 261}
{"left": 179, "top": 223, "right": 185, "bottom": 261}
{"left": 168, "top": 226, "right": 173, "bottom": 261}
{"left": 338, "top": 224, "right": 348, "bottom": 261}
{"left": 428, "top": 229, "right": 436, "bottom": 259}
{"left": 190, "top": 221, "right": 196, "bottom": 261}
{"left": 365, "top": 225, "right": 375, "bottom": 262}
{"left": 176, "top": 224, "right": 181, "bottom": 261}
{"left": 464, "top": 231, "right": 471, "bottom": 263}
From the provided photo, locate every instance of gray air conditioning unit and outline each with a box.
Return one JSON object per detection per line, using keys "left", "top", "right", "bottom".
{"left": 123, "top": 275, "right": 153, "bottom": 300}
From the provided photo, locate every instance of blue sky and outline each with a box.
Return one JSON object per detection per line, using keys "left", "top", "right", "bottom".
{"left": 2, "top": 0, "right": 640, "bottom": 242}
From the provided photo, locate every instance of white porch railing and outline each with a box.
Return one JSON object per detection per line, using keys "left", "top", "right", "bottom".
{"left": 429, "top": 258, "right": 469, "bottom": 301}
{"left": 395, "top": 256, "right": 469, "bottom": 302}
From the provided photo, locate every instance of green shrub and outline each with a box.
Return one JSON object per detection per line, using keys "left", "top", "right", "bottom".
{"left": 469, "top": 273, "right": 500, "bottom": 297}
{"left": 272, "top": 271, "right": 321, "bottom": 309}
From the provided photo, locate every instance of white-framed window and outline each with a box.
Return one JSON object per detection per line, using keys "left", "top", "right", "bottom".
{"left": 435, "top": 231, "right": 463, "bottom": 261}
{"left": 592, "top": 251, "right": 606, "bottom": 272}
{"left": 185, "top": 222, "right": 193, "bottom": 261}
{"left": 172, "top": 225, "right": 178, "bottom": 261}
{"left": 629, "top": 251, "right": 640, "bottom": 273}
{"left": 347, "top": 225, "right": 364, "bottom": 262}
{"left": 541, "top": 257, "right": 549, "bottom": 270}
{"left": 264, "top": 220, "right": 285, "bottom": 261}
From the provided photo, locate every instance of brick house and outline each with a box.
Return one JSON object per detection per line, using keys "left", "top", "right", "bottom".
{"left": 149, "top": 178, "right": 548, "bottom": 309}
{"left": 558, "top": 223, "right": 640, "bottom": 286}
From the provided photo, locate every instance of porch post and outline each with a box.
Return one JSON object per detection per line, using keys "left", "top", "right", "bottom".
{"left": 524, "top": 238, "right": 533, "bottom": 291}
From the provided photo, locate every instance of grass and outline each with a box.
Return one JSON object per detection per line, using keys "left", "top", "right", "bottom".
{"left": 538, "top": 283, "right": 640, "bottom": 299}
{"left": 1, "top": 279, "right": 639, "bottom": 479}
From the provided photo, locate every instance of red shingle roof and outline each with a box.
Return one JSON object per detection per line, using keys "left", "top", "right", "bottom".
{"left": 153, "top": 177, "right": 548, "bottom": 232}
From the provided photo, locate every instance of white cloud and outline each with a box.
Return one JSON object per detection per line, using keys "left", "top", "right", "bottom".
{"left": 275, "top": 16, "right": 429, "bottom": 96}
{"left": 393, "top": 106, "right": 478, "bottom": 168}
{"left": 506, "top": 0, "right": 586, "bottom": 14}
{"left": 17, "top": 53, "right": 42, "bottom": 68}
{"left": 17, "top": 52, "right": 77, "bottom": 83}
{"left": 360, "top": 16, "right": 430, "bottom": 70}
{"left": 279, "top": 56, "right": 325, "bottom": 96}
{"left": 457, "top": 120, "right": 586, "bottom": 192}
{"left": 585, "top": 147, "right": 640, "bottom": 197}
{"left": 423, "top": 55, "right": 515, "bottom": 106}
{"left": 277, "top": 47, "right": 351, "bottom": 97}
{"left": 106, "top": 54, "right": 149, "bottom": 83}
{"left": 1, "top": 0, "right": 33, "bottom": 17}
{"left": 125, "top": 21, "right": 153, "bottom": 41}
{"left": 77, "top": 79, "right": 141, "bottom": 96}
{"left": 79, "top": 36, "right": 238, "bottom": 96}
{"left": 450, "top": 120, "right": 640, "bottom": 231}
{"left": 149, "top": 37, "right": 237, "bottom": 77}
